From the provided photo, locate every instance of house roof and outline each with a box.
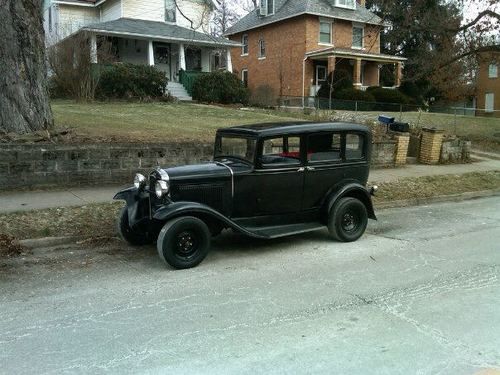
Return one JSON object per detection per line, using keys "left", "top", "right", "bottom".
{"left": 225, "top": 0, "right": 386, "bottom": 36}
{"left": 81, "top": 18, "right": 240, "bottom": 47}
{"left": 306, "top": 46, "right": 407, "bottom": 62}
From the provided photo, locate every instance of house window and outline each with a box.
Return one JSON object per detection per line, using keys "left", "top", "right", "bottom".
{"left": 259, "top": 38, "right": 266, "bottom": 58}
{"left": 352, "top": 26, "right": 364, "bottom": 48}
{"left": 165, "top": 0, "right": 176, "bottom": 23}
{"left": 335, "top": 0, "right": 356, "bottom": 9}
{"left": 242, "top": 69, "right": 248, "bottom": 87}
{"left": 267, "top": 0, "right": 275, "bottom": 15}
{"left": 242, "top": 34, "right": 248, "bottom": 55}
{"left": 485, "top": 93, "right": 495, "bottom": 112}
{"left": 489, "top": 63, "right": 498, "bottom": 78}
{"left": 319, "top": 21, "right": 332, "bottom": 44}
{"left": 259, "top": 0, "right": 274, "bottom": 16}
{"left": 48, "top": 6, "right": 53, "bottom": 32}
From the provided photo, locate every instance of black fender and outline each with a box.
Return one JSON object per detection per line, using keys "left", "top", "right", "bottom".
{"left": 113, "top": 186, "right": 137, "bottom": 202}
{"left": 323, "top": 183, "right": 377, "bottom": 221}
{"left": 153, "top": 201, "right": 269, "bottom": 239}
{"left": 113, "top": 186, "right": 150, "bottom": 228}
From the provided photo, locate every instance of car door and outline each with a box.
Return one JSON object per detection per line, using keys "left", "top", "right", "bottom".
{"left": 302, "top": 131, "right": 345, "bottom": 210}
{"left": 248, "top": 135, "right": 305, "bottom": 216}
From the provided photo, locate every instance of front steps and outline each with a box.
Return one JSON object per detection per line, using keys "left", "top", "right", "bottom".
{"left": 167, "top": 82, "right": 192, "bottom": 101}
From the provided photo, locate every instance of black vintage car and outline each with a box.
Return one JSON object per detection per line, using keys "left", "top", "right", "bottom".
{"left": 114, "top": 122, "right": 378, "bottom": 269}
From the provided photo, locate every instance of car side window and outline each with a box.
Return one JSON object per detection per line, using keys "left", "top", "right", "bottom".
{"left": 345, "top": 133, "right": 365, "bottom": 160}
{"left": 307, "top": 133, "right": 341, "bottom": 162}
{"left": 260, "top": 136, "right": 301, "bottom": 167}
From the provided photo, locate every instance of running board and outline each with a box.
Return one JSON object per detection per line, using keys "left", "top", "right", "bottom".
{"left": 243, "top": 222, "right": 325, "bottom": 239}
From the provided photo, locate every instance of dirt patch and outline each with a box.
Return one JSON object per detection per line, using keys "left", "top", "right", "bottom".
{"left": 372, "top": 171, "right": 500, "bottom": 203}
{"left": 0, "top": 234, "right": 25, "bottom": 257}
{"left": 0, "top": 171, "right": 498, "bottom": 247}
{"left": 0, "top": 202, "right": 122, "bottom": 241}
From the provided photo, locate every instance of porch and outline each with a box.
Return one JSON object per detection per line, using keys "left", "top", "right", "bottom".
{"left": 81, "top": 18, "right": 239, "bottom": 97}
{"left": 304, "top": 47, "right": 407, "bottom": 97}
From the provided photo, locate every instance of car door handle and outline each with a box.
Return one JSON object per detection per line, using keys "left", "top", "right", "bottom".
{"left": 306, "top": 166, "right": 315, "bottom": 171}
{"left": 297, "top": 167, "right": 305, "bottom": 172}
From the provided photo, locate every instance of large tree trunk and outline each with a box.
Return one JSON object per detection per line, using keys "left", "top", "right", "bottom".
{"left": 0, "top": 0, "right": 53, "bottom": 134}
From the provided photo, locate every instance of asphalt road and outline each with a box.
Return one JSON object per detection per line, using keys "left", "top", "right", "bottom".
{"left": 1, "top": 197, "right": 499, "bottom": 374}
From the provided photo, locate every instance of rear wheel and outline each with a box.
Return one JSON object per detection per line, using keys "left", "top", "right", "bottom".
{"left": 328, "top": 197, "right": 368, "bottom": 242}
{"left": 117, "top": 206, "right": 151, "bottom": 246}
{"left": 157, "top": 216, "right": 211, "bottom": 269}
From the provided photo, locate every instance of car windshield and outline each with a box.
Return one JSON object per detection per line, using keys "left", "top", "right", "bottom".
{"left": 215, "top": 136, "right": 256, "bottom": 164}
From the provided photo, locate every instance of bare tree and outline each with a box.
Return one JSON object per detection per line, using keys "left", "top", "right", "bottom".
{"left": 48, "top": 33, "right": 114, "bottom": 101}
{"left": 212, "top": 0, "right": 240, "bottom": 36}
{"left": 0, "top": 0, "right": 53, "bottom": 134}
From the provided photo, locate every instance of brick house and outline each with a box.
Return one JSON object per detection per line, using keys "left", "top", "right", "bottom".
{"left": 225, "top": 0, "right": 406, "bottom": 102}
{"left": 475, "top": 51, "right": 499, "bottom": 117}
{"left": 42, "top": 0, "right": 239, "bottom": 99}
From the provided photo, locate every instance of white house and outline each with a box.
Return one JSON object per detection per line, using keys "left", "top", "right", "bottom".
{"left": 42, "top": 0, "right": 238, "bottom": 98}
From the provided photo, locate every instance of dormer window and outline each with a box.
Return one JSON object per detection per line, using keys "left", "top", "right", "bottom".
{"left": 259, "top": 0, "right": 275, "bottom": 16}
{"left": 165, "top": 0, "right": 176, "bottom": 23}
{"left": 335, "top": 0, "right": 356, "bottom": 9}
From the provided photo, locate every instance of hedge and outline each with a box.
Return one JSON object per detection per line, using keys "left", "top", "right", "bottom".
{"left": 96, "top": 63, "right": 168, "bottom": 99}
{"left": 192, "top": 71, "right": 250, "bottom": 104}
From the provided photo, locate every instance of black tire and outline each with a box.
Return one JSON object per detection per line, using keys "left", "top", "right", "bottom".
{"left": 328, "top": 197, "right": 368, "bottom": 242}
{"left": 117, "top": 206, "right": 151, "bottom": 246}
{"left": 157, "top": 216, "right": 211, "bottom": 269}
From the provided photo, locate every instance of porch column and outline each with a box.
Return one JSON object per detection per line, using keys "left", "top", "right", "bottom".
{"left": 327, "top": 56, "right": 336, "bottom": 76}
{"left": 148, "top": 40, "right": 155, "bottom": 66}
{"left": 226, "top": 48, "right": 233, "bottom": 73}
{"left": 179, "top": 43, "right": 186, "bottom": 71}
{"left": 90, "top": 33, "right": 97, "bottom": 64}
{"left": 395, "top": 62, "right": 403, "bottom": 87}
{"left": 353, "top": 58, "right": 362, "bottom": 90}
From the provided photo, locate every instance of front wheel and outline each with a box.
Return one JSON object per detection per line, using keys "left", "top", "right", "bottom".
{"left": 328, "top": 197, "right": 368, "bottom": 242}
{"left": 157, "top": 216, "right": 211, "bottom": 269}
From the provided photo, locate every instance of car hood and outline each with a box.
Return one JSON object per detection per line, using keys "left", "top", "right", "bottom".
{"left": 165, "top": 162, "right": 231, "bottom": 182}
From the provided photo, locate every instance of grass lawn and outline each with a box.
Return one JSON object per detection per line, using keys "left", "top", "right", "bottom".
{"left": 52, "top": 100, "right": 308, "bottom": 143}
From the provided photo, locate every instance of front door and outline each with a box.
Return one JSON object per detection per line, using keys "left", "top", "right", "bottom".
{"left": 247, "top": 135, "right": 304, "bottom": 216}
{"left": 314, "top": 65, "right": 327, "bottom": 95}
{"left": 154, "top": 43, "right": 171, "bottom": 80}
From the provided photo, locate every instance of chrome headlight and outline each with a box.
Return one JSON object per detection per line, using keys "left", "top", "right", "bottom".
{"left": 155, "top": 180, "right": 169, "bottom": 198}
{"left": 134, "top": 173, "right": 146, "bottom": 189}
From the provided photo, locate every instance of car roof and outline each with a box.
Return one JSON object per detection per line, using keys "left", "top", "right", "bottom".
{"left": 217, "top": 122, "right": 371, "bottom": 138}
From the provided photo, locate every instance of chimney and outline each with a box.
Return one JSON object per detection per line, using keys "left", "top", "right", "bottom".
{"left": 356, "top": 0, "right": 366, "bottom": 7}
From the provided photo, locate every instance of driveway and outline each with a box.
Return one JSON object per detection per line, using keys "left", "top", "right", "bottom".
{"left": 1, "top": 197, "right": 499, "bottom": 374}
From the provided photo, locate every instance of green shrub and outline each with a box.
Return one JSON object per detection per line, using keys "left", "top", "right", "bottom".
{"left": 96, "top": 63, "right": 168, "bottom": 99}
{"left": 317, "top": 69, "right": 353, "bottom": 98}
{"left": 334, "top": 88, "right": 375, "bottom": 102}
{"left": 367, "top": 87, "right": 410, "bottom": 104}
{"left": 192, "top": 71, "right": 249, "bottom": 104}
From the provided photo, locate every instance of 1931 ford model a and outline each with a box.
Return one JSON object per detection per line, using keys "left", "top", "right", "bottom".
{"left": 114, "top": 122, "right": 377, "bottom": 269}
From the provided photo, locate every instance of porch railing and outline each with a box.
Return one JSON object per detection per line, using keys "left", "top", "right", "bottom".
{"left": 179, "top": 70, "right": 206, "bottom": 96}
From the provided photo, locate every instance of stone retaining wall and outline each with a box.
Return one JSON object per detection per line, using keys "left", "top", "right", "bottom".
{"left": 1, "top": 141, "right": 396, "bottom": 190}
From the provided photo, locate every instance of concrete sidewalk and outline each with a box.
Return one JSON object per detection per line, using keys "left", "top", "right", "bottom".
{"left": 0, "top": 157, "right": 498, "bottom": 214}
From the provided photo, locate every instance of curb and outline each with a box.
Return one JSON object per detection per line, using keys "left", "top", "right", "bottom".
{"left": 375, "top": 188, "right": 500, "bottom": 210}
{"left": 14, "top": 189, "right": 500, "bottom": 250}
